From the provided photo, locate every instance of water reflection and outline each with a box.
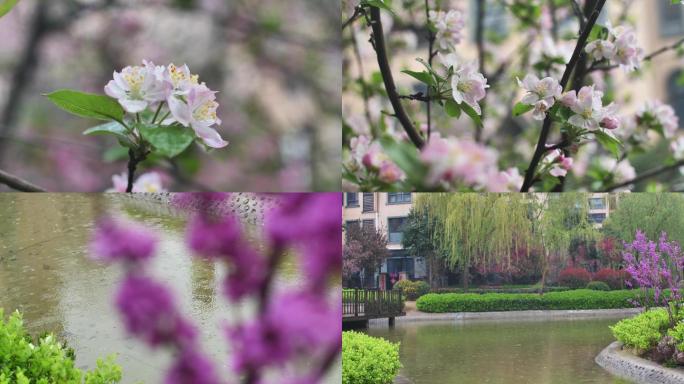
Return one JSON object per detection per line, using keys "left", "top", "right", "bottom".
{"left": 0, "top": 193, "right": 338, "bottom": 383}
{"left": 367, "top": 318, "right": 632, "bottom": 384}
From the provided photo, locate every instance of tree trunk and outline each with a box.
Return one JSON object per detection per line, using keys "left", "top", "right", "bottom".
{"left": 462, "top": 264, "right": 469, "bottom": 292}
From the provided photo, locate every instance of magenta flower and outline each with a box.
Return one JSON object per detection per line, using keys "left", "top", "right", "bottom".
{"left": 91, "top": 217, "right": 158, "bottom": 263}
{"left": 265, "top": 193, "right": 342, "bottom": 289}
{"left": 165, "top": 348, "right": 221, "bottom": 384}
{"left": 116, "top": 275, "right": 197, "bottom": 348}
{"left": 228, "top": 291, "right": 340, "bottom": 373}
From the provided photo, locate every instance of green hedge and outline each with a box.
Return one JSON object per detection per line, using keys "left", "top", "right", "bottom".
{"left": 0, "top": 309, "right": 122, "bottom": 384}
{"left": 430, "top": 286, "right": 572, "bottom": 295}
{"left": 611, "top": 309, "right": 672, "bottom": 353}
{"left": 416, "top": 289, "right": 642, "bottom": 313}
{"left": 342, "top": 331, "right": 401, "bottom": 384}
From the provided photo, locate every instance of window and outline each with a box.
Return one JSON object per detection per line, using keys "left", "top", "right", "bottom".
{"left": 388, "top": 217, "right": 407, "bottom": 243}
{"left": 362, "top": 193, "right": 374, "bottom": 212}
{"left": 668, "top": 71, "right": 684, "bottom": 127}
{"left": 589, "top": 198, "right": 606, "bottom": 210}
{"left": 345, "top": 220, "right": 360, "bottom": 238}
{"left": 362, "top": 219, "right": 375, "bottom": 232}
{"left": 346, "top": 193, "right": 359, "bottom": 207}
{"left": 589, "top": 213, "right": 607, "bottom": 224}
{"left": 659, "top": 1, "right": 684, "bottom": 36}
{"left": 387, "top": 192, "right": 411, "bottom": 204}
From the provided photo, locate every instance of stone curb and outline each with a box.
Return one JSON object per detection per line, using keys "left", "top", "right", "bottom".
{"left": 596, "top": 341, "right": 684, "bottom": 384}
{"left": 369, "top": 308, "right": 642, "bottom": 325}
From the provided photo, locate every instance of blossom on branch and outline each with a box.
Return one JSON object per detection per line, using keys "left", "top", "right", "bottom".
{"left": 428, "top": 9, "right": 465, "bottom": 51}
{"left": 517, "top": 74, "right": 562, "bottom": 120}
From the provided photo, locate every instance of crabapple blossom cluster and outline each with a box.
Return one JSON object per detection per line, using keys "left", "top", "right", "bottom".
{"left": 91, "top": 193, "right": 341, "bottom": 384}
{"left": 105, "top": 61, "right": 228, "bottom": 148}
{"left": 542, "top": 149, "right": 574, "bottom": 178}
{"left": 420, "top": 133, "right": 522, "bottom": 191}
{"left": 441, "top": 54, "right": 489, "bottom": 115}
{"left": 517, "top": 74, "right": 562, "bottom": 120}
{"left": 428, "top": 9, "right": 465, "bottom": 52}
{"left": 560, "top": 85, "right": 621, "bottom": 131}
{"left": 636, "top": 100, "right": 680, "bottom": 139}
{"left": 585, "top": 25, "right": 643, "bottom": 72}
{"left": 347, "top": 135, "right": 405, "bottom": 184}
{"left": 108, "top": 171, "right": 166, "bottom": 193}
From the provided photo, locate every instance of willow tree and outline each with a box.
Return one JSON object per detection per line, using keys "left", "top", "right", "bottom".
{"left": 415, "top": 193, "right": 533, "bottom": 290}
{"left": 532, "top": 193, "right": 601, "bottom": 293}
{"left": 602, "top": 193, "right": 684, "bottom": 246}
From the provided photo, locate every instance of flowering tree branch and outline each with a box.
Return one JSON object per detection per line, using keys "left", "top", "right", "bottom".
{"left": 0, "top": 169, "right": 46, "bottom": 192}
{"left": 602, "top": 159, "right": 684, "bottom": 192}
{"left": 369, "top": 6, "right": 425, "bottom": 148}
{"left": 424, "top": 0, "right": 436, "bottom": 141}
{"left": 520, "top": 0, "right": 607, "bottom": 192}
{"left": 588, "top": 36, "right": 684, "bottom": 73}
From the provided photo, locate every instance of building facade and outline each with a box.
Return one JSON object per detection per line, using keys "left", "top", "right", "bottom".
{"left": 343, "top": 192, "right": 426, "bottom": 289}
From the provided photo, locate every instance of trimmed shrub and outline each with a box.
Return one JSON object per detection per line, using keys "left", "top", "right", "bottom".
{"left": 431, "top": 286, "right": 571, "bottom": 294}
{"left": 586, "top": 281, "right": 611, "bottom": 291}
{"left": 0, "top": 309, "right": 122, "bottom": 383}
{"left": 668, "top": 321, "right": 684, "bottom": 351}
{"left": 415, "top": 289, "right": 641, "bottom": 313}
{"left": 594, "top": 268, "right": 627, "bottom": 290}
{"left": 558, "top": 267, "right": 592, "bottom": 289}
{"left": 342, "top": 331, "right": 401, "bottom": 384}
{"left": 611, "top": 309, "right": 671, "bottom": 354}
{"left": 393, "top": 280, "right": 430, "bottom": 300}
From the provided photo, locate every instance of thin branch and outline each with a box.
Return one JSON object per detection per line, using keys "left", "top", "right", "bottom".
{"left": 425, "top": 0, "right": 435, "bottom": 141}
{"left": 602, "top": 160, "right": 684, "bottom": 192}
{"left": 369, "top": 6, "right": 425, "bottom": 148}
{"left": 520, "top": 0, "right": 607, "bottom": 192}
{"left": 342, "top": 5, "right": 364, "bottom": 31}
{"left": 0, "top": 169, "right": 46, "bottom": 192}
{"left": 589, "top": 37, "right": 684, "bottom": 73}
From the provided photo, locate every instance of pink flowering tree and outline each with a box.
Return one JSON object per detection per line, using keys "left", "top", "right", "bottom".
{"left": 623, "top": 230, "right": 684, "bottom": 326}
{"left": 90, "top": 193, "right": 341, "bottom": 383}
{"left": 343, "top": 0, "right": 684, "bottom": 192}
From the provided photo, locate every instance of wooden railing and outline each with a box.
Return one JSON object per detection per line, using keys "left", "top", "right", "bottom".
{"left": 342, "top": 289, "right": 404, "bottom": 321}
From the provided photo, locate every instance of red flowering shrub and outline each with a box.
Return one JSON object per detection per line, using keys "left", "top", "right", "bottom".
{"left": 558, "top": 267, "right": 592, "bottom": 289}
{"left": 594, "top": 268, "right": 627, "bottom": 290}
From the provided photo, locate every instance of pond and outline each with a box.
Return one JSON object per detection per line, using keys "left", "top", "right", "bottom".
{"left": 0, "top": 193, "right": 339, "bottom": 383}
{"left": 366, "top": 317, "right": 633, "bottom": 384}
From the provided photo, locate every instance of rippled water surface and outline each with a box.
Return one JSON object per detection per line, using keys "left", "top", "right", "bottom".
{"left": 0, "top": 194, "right": 338, "bottom": 383}
{"left": 367, "top": 317, "right": 634, "bottom": 384}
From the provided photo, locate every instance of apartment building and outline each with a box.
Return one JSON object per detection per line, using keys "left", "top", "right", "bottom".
{"left": 343, "top": 192, "right": 426, "bottom": 288}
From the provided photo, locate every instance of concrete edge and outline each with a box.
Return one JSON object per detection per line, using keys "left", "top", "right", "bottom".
{"left": 368, "top": 308, "right": 642, "bottom": 326}
{"left": 596, "top": 341, "right": 684, "bottom": 384}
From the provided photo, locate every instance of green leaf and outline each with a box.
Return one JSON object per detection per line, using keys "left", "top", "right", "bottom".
{"left": 513, "top": 102, "right": 534, "bottom": 117}
{"left": 138, "top": 123, "right": 195, "bottom": 158}
{"left": 444, "top": 99, "right": 462, "bottom": 118}
{"left": 83, "top": 122, "right": 128, "bottom": 137}
{"left": 363, "top": 0, "right": 394, "bottom": 14}
{"left": 401, "top": 70, "right": 435, "bottom": 86}
{"left": 594, "top": 130, "right": 621, "bottom": 159}
{"left": 0, "top": 0, "right": 19, "bottom": 18}
{"left": 45, "top": 90, "right": 124, "bottom": 122}
{"left": 460, "top": 103, "right": 482, "bottom": 127}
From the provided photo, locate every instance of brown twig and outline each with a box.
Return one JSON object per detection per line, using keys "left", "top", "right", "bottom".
{"left": 0, "top": 169, "right": 46, "bottom": 192}
{"left": 369, "top": 6, "right": 425, "bottom": 148}
{"left": 602, "top": 160, "right": 684, "bottom": 192}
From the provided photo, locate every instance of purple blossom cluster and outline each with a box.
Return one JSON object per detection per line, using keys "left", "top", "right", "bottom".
{"left": 90, "top": 193, "right": 342, "bottom": 383}
{"left": 623, "top": 230, "right": 684, "bottom": 325}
